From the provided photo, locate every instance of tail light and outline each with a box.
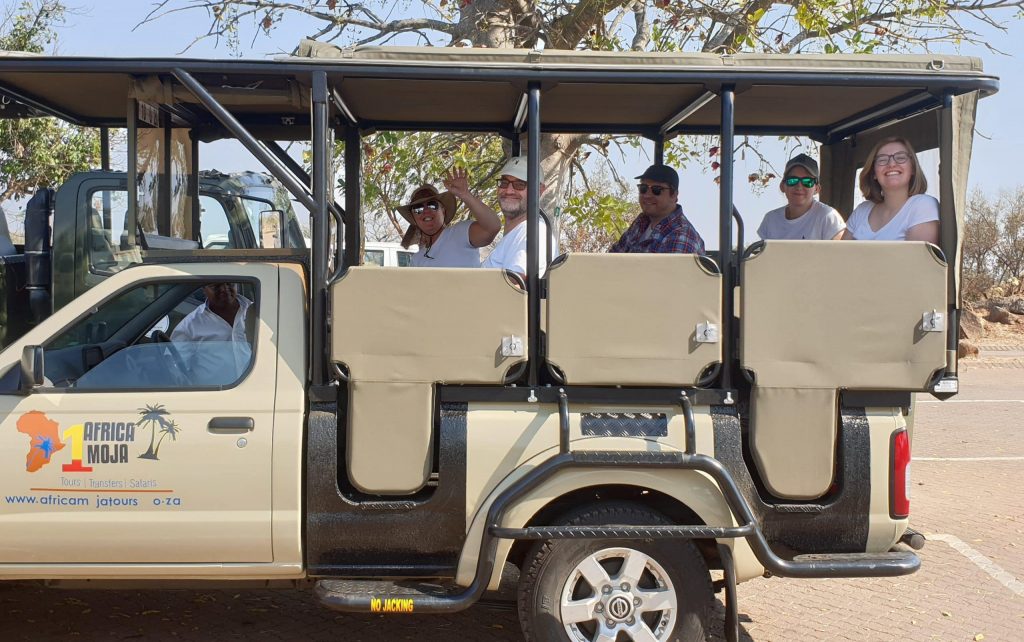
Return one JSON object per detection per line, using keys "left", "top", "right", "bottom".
{"left": 890, "top": 429, "right": 911, "bottom": 519}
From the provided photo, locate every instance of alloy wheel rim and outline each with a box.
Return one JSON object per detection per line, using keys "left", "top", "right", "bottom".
{"left": 559, "top": 546, "right": 677, "bottom": 642}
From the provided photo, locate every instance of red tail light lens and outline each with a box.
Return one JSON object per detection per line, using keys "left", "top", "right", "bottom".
{"left": 890, "top": 430, "right": 911, "bottom": 519}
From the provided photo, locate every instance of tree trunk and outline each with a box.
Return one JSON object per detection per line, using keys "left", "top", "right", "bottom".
{"left": 538, "top": 133, "right": 584, "bottom": 215}
{"left": 457, "top": 0, "right": 537, "bottom": 49}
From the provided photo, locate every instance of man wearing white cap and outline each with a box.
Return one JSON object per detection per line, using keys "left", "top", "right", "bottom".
{"left": 481, "top": 155, "right": 549, "bottom": 278}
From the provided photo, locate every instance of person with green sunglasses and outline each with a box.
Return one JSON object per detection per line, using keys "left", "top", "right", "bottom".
{"left": 757, "top": 153, "right": 845, "bottom": 241}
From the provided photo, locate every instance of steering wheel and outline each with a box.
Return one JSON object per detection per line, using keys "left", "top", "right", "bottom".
{"left": 152, "top": 330, "right": 191, "bottom": 385}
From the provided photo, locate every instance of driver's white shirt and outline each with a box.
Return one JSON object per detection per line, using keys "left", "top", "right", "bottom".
{"left": 171, "top": 296, "right": 253, "bottom": 384}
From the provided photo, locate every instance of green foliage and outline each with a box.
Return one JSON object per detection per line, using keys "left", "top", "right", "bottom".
{"left": 339, "top": 131, "right": 507, "bottom": 242}
{"left": 1, "top": 0, "right": 63, "bottom": 52}
{"left": 0, "top": 1, "right": 100, "bottom": 202}
{"left": 560, "top": 187, "right": 635, "bottom": 252}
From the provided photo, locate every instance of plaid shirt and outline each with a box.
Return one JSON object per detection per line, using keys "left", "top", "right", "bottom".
{"left": 609, "top": 206, "right": 705, "bottom": 255}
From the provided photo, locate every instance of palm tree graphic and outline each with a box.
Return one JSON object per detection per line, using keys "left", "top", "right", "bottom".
{"left": 153, "top": 420, "right": 181, "bottom": 459}
{"left": 137, "top": 404, "right": 171, "bottom": 460}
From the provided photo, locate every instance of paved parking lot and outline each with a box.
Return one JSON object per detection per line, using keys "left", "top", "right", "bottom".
{"left": 1, "top": 365, "right": 1021, "bottom": 641}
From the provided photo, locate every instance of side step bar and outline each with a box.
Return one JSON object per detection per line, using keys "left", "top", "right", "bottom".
{"left": 316, "top": 448, "right": 919, "bottom": 615}
{"left": 491, "top": 524, "right": 755, "bottom": 539}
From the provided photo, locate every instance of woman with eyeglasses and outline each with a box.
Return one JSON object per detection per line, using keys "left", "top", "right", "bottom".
{"left": 842, "top": 137, "right": 939, "bottom": 243}
{"left": 757, "top": 153, "right": 845, "bottom": 241}
{"left": 397, "top": 168, "right": 501, "bottom": 267}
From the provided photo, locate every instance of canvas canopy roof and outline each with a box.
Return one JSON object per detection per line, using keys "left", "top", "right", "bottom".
{"left": 0, "top": 41, "right": 996, "bottom": 142}
{"left": 0, "top": 43, "right": 996, "bottom": 301}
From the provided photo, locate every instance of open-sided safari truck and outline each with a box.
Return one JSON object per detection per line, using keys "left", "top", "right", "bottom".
{"left": 0, "top": 45, "right": 994, "bottom": 641}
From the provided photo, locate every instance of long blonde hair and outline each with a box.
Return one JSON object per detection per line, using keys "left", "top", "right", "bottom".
{"left": 858, "top": 136, "right": 928, "bottom": 204}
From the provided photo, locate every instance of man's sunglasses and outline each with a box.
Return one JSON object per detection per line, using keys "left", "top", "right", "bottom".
{"left": 783, "top": 176, "right": 818, "bottom": 188}
{"left": 637, "top": 184, "right": 672, "bottom": 196}
{"left": 498, "top": 179, "right": 528, "bottom": 190}
{"left": 411, "top": 201, "right": 442, "bottom": 215}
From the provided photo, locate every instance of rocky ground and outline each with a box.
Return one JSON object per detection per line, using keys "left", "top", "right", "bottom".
{"left": 958, "top": 296, "right": 1024, "bottom": 367}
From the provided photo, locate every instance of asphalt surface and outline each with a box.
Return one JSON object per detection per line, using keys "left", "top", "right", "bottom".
{"left": 1, "top": 364, "right": 1021, "bottom": 641}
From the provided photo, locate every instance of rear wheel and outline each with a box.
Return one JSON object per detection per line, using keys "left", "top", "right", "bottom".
{"left": 517, "top": 502, "right": 713, "bottom": 642}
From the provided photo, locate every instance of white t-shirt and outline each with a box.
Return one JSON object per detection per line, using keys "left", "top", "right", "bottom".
{"left": 171, "top": 295, "right": 253, "bottom": 385}
{"left": 482, "top": 218, "right": 549, "bottom": 277}
{"left": 757, "top": 201, "right": 845, "bottom": 241}
{"left": 846, "top": 194, "right": 939, "bottom": 241}
{"left": 409, "top": 220, "right": 481, "bottom": 268}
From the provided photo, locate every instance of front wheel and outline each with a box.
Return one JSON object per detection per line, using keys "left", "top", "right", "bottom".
{"left": 517, "top": 502, "right": 713, "bottom": 642}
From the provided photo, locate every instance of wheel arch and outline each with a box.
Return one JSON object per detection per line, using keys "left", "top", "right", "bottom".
{"left": 504, "top": 485, "right": 718, "bottom": 573}
{"left": 456, "top": 466, "right": 742, "bottom": 589}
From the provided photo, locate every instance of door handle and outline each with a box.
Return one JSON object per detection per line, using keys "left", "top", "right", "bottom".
{"left": 207, "top": 417, "right": 254, "bottom": 434}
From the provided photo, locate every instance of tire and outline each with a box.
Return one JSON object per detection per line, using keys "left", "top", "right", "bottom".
{"left": 517, "top": 501, "right": 713, "bottom": 642}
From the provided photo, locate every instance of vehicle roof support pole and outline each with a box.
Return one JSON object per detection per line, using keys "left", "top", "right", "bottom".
{"left": 311, "top": 70, "right": 330, "bottom": 388}
{"left": 190, "top": 135, "right": 200, "bottom": 242}
{"left": 126, "top": 96, "right": 138, "bottom": 246}
{"left": 654, "top": 138, "right": 665, "bottom": 165}
{"left": 719, "top": 85, "right": 735, "bottom": 391}
{"left": 100, "top": 126, "right": 113, "bottom": 232}
{"left": 343, "top": 125, "right": 362, "bottom": 270}
{"left": 939, "top": 90, "right": 958, "bottom": 375}
{"left": 527, "top": 81, "right": 541, "bottom": 387}
{"left": 159, "top": 117, "right": 172, "bottom": 237}
{"left": 171, "top": 69, "right": 318, "bottom": 214}
{"left": 510, "top": 134, "right": 521, "bottom": 157}
{"left": 100, "top": 127, "right": 110, "bottom": 170}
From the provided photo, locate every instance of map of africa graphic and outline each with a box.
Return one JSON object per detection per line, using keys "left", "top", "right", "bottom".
{"left": 16, "top": 411, "right": 64, "bottom": 472}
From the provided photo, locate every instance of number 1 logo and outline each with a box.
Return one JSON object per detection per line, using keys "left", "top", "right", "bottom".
{"left": 62, "top": 424, "right": 93, "bottom": 472}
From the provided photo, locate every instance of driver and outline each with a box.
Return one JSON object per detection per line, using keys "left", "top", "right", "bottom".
{"left": 170, "top": 282, "right": 253, "bottom": 385}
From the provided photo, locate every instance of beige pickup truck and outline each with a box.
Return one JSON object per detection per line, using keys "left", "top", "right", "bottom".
{"left": 0, "top": 45, "right": 992, "bottom": 642}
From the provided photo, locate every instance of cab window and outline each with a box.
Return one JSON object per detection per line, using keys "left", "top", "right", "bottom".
{"left": 86, "top": 188, "right": 134, "bottom": 275}
{"left": 40, "top": 280, "right": 257, "bottom": 391}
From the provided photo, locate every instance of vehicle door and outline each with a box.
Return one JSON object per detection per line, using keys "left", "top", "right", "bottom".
{"left": 0, "top": 263, "right": 278, "bottom": 564}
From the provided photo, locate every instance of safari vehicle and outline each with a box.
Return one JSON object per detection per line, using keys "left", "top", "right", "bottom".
{"left": 0, "top": 45, "right": 992, "bottom": 642}
{"left": 0, "top": 167, "right": 306, "bottom": 349}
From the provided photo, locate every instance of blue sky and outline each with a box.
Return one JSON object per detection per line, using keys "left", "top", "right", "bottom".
{"left": 11, "top": 1, "right": 1024, "bottom": 246}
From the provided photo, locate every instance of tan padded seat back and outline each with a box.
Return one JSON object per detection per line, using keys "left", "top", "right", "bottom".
{"left": 332, "top": 267, "right": 526, "bottom": 495}
{"left": 742, "top": 240, "right": 947, "bottom": 499}
{"left": 331, "top": 267, "right": 527, "bottom": 383}
{"left": 742, "top": 241, "right": 947, "bottom": 389}
{"left": 546, "top": 253, "right": 722, "bottom": 386}
{"left": 347, "top": 381, "right": 434, "bottom": 495}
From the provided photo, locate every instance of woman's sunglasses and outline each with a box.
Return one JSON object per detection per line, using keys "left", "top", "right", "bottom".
{"left": 411, "top": 201, "right": 442, "bottom": 215}
{"left": 783, "top": 176, "right": 818, "bottom": 188}
{"left": 637, "top": 184, "right": 671, "bottom": 196}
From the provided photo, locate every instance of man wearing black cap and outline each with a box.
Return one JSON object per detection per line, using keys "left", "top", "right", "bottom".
{"left": 756, "top": 153, "right": 845, "bottom": 241}
{"left": 609, "top": 164, "right": 705, "bottom": 255}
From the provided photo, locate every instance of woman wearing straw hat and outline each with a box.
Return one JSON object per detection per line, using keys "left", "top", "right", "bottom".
{"left": 398, "top": 168, "right": 501, "bottom": 267}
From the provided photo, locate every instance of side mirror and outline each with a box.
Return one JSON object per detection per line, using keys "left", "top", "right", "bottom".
{"left": 19, "top": 345, "right": 44, "bottom": 393}
{"left": 259, "top": 210, "right": 284, "bottom": 249}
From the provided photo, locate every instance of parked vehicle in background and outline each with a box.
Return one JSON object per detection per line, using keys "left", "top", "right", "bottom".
{"left": 0, "top": 169, "right": 305, "bottom": 348}
{"left": 364, "top": 241, "right": 415, "bottom": 267}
